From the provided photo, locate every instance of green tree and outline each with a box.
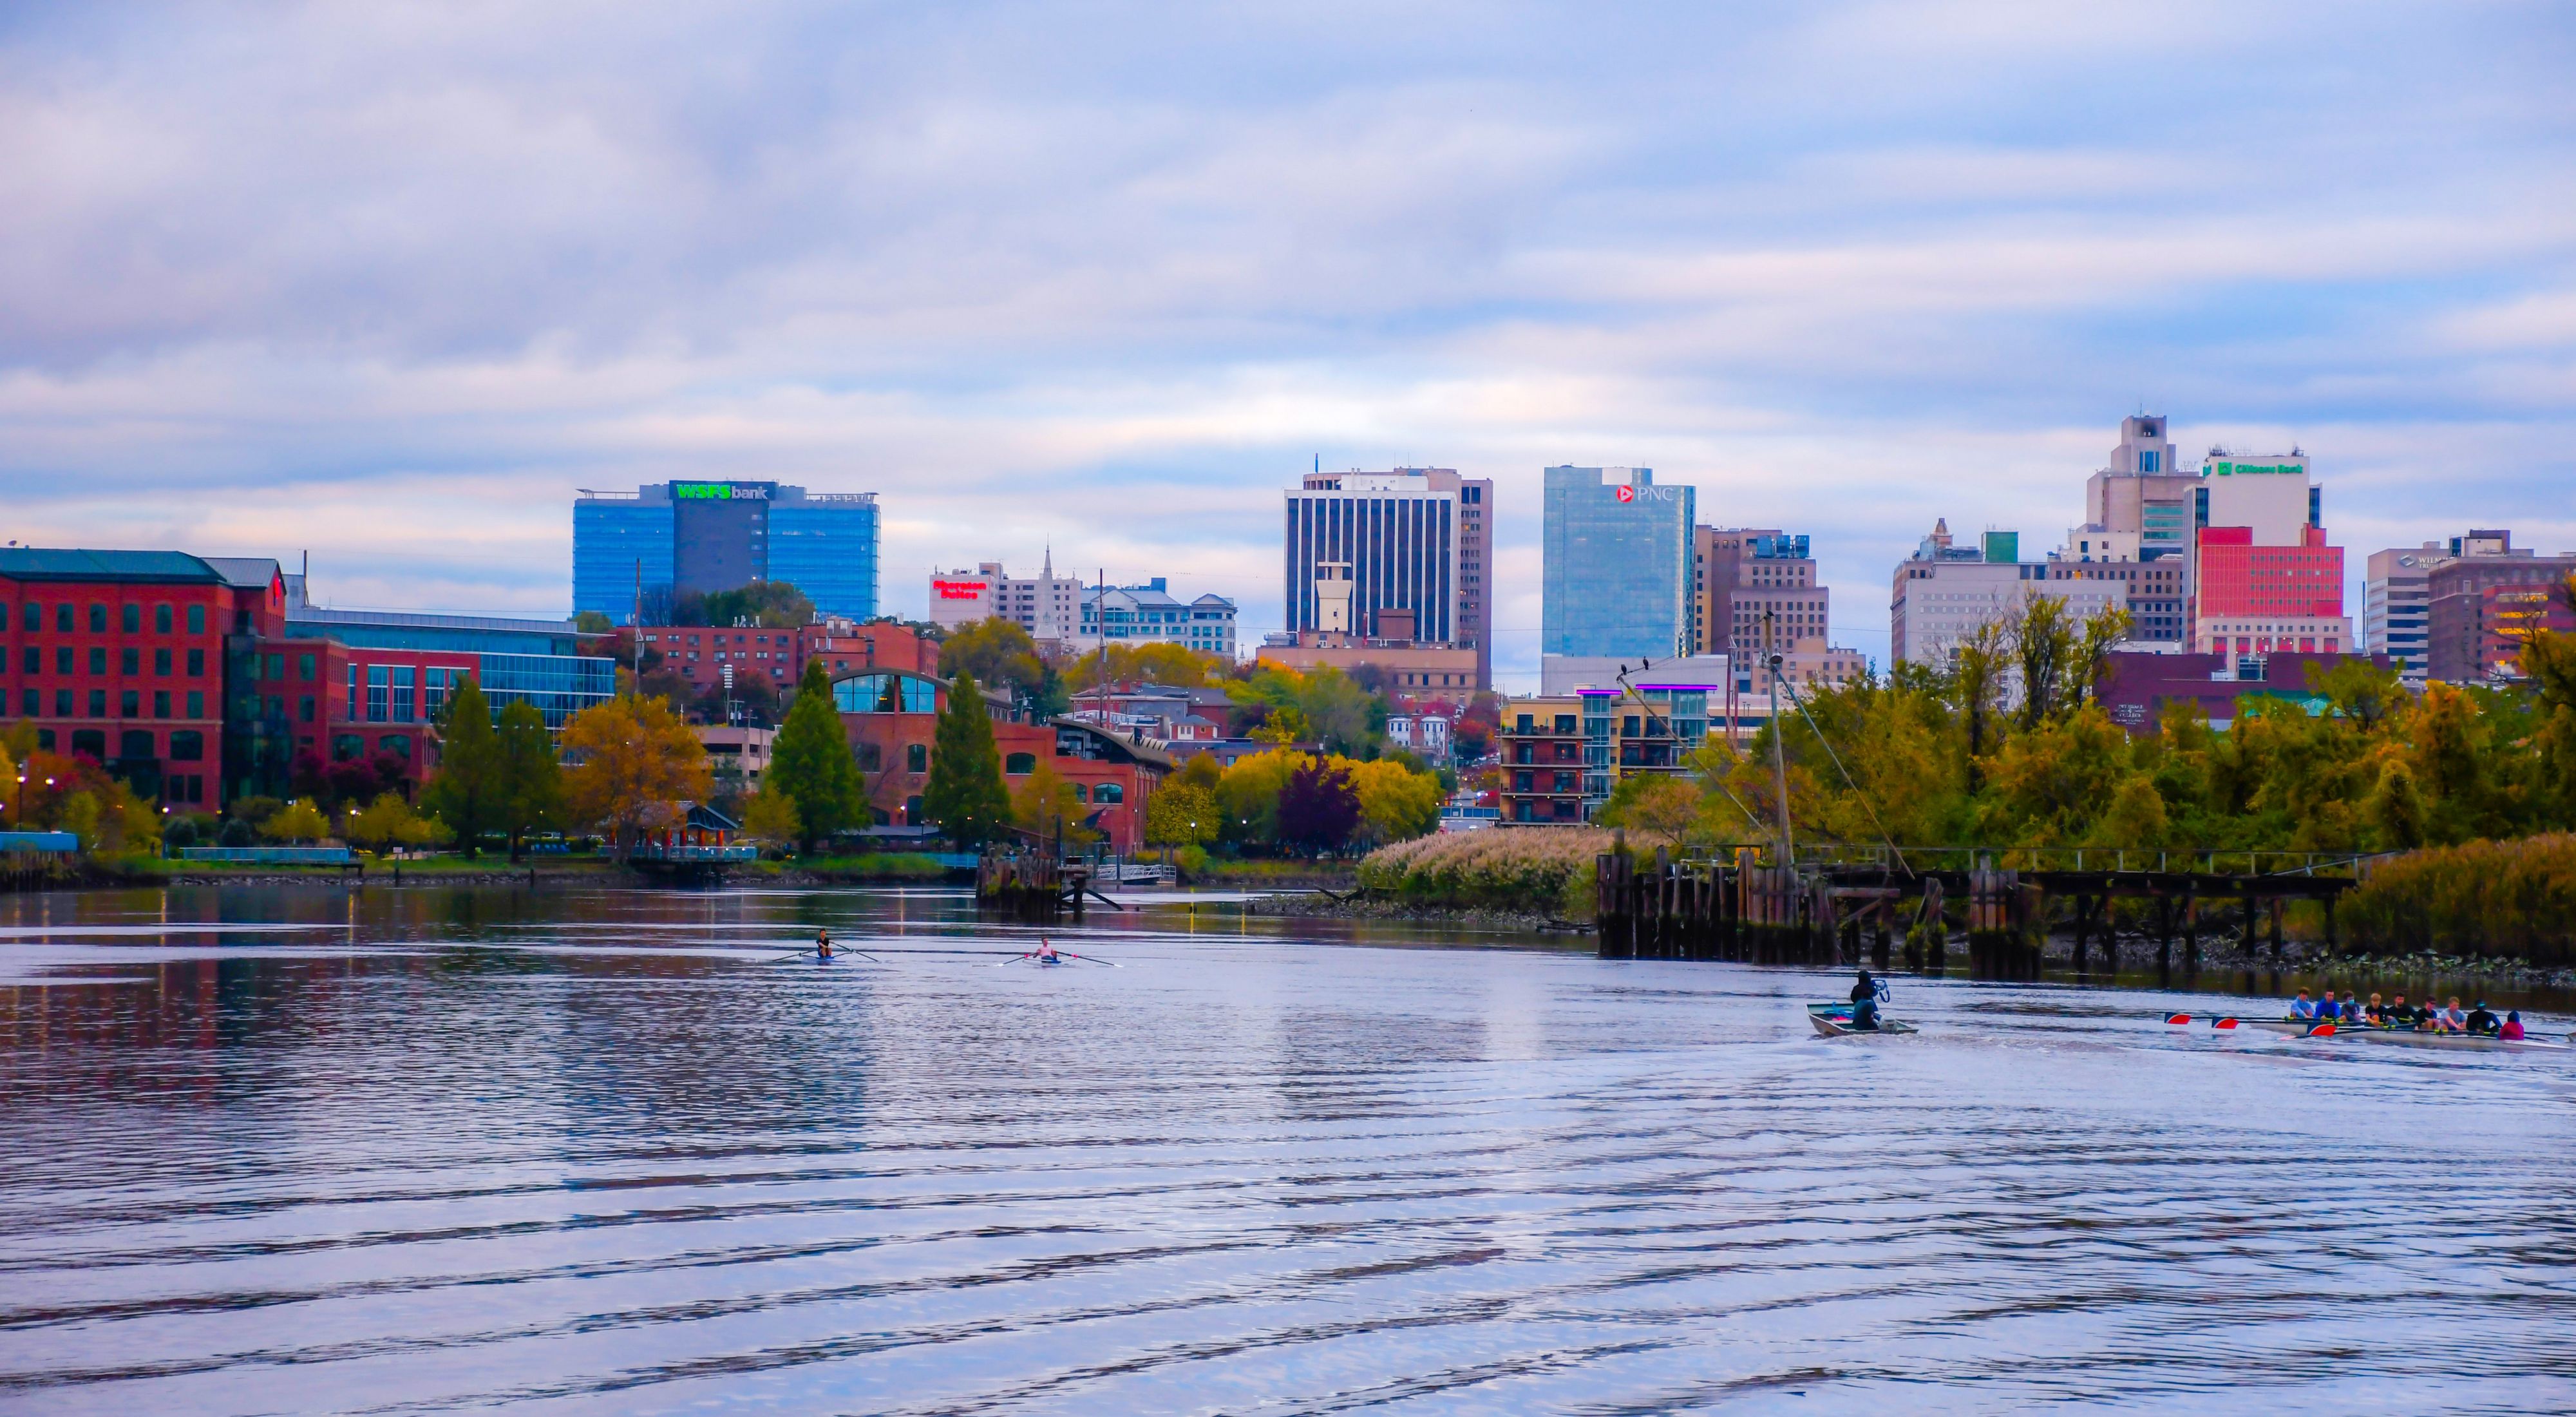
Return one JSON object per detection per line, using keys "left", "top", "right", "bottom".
{"left": 940, "top": 619, "right": 1058, "bottom": 713}
{"left": 422, "top": 674, "right": 500, "bottom": 855}
{"left": 769, "top": 659, "right": 864, "bottom": 851}
{"left": 683, "top": 580, "right": 815, "bottom": 628}
{"left": 573, "top": 610, "right": 616, "bottom": 634}
{"left": 739, "top": 786, "right": 802, "bottom": 853}
{"left": 922, "top": 671, "right": 1012, "bottom": 848}
{"left": 261, "top": 797, "right": 330, "bottom": 844}
{"left": 342, "top": 792, "right": 451, "bottom": 853}
{"left": 1598, "top": 773, "right": 1703, "bottom": 849}
{"left": 1144, "top": 781, "right": 1220, "bottom": 848}
{"left": 493, "top": 699, "right": 565, "bottom": 859}
{"left": 1012, "top": 759, "right": 1099, "bottom": 845}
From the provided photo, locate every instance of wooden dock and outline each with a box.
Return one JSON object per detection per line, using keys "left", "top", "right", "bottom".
{"left": 1596, "top": 842, "right": 2376, "bottom": 978}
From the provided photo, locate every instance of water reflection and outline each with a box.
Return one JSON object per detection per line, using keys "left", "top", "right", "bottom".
{"left": 0, "top": 884, "right": 2571, "bottom": 1414}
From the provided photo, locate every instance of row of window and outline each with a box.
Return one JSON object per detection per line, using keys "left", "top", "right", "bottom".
{"left": 30, "top": 726, "right": 207, "bottom": 760}
{"left": 8, "top": 646, "right": 207, "bottom": 678}
{"left": 8, "top": 688, "right": 208, "bottom": 719}
{"left": 11, "top": 602, "right": 212, "bottom": 635}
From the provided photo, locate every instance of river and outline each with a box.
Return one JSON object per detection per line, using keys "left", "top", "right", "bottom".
{"left": 1, "top": 884, "right": 2571, "bottom": 1414}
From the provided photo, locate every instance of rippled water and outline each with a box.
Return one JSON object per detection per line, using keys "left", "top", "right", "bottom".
{"left": 2, "top": 884, "right": 2573, "bottom": 1414}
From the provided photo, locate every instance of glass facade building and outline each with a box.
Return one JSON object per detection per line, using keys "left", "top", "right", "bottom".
{"left": 477, "top": 652, "right": 618, "bottom": 730}
{"left": 1542, "top": 466, "right": 1695, "bottom": 660}
{"left": 574, "top": 482, "right": 878, "bottom": 624}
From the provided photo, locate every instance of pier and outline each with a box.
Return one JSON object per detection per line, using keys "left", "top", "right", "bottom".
{"left": 1596, "top": 842, "right": 2380, "bottom": 978}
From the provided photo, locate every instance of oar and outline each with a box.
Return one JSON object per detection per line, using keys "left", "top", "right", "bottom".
{"left": 1057, "top": 949, "right": 1121, "bottom": 968}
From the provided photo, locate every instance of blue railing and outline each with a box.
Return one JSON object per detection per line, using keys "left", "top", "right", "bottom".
{"left": 0, "top": 832, "right": 79, "bottom": 854}
{"left": 176, "top": 846, "right": 355, "bottom": 864}
{"left": 634, "top": 843, "right": 758, "bottom": 862}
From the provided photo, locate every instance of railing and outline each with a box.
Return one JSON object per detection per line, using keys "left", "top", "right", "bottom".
{"left": 176, "top": 846, "right": 355, "bottom": 864}
{"left": 1669, "top": 842, "right": 2403, "bottom": 878}
{"left": 632, "top": 843, "right": 757, "bottom": 862}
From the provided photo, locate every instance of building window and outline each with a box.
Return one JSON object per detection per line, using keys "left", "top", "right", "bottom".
{"left": 55, "top": 647, "right": 71, "bottom": 675}
{"left": 118, "top": 728, "right": 153, "bottom": 760}
{"left": 298, "top": 652, "right": 316, "bottom": 681}
{"left": 154, "top": 690, "right": 171, "bottom": 719}
{"left": 55, "top": 604, "right": 72, "bottom": 632}
{"left": 906, "top": 743, "right": 927, "bottom": 773}
{"left": 19, "top": 603, "right": 35, "bottom": 632}
{"left": 189, "top": 649, "right": 205, "bottom": 677}
{"left": 155, "top": 604, "right": 173, "bottom": 634}
{"left": 299, "top": 694, "right": 316, "bottom": 723}
{"left": 1004, "top": 752, "right": 1037, "bottom": 775}
{"left": 392, "top": 666, "right": 416, "bottom": 722}
{"left": 332, "top": 734, "right": 364, "bottom": 761}
{"left": 424, "top": 669, "right": 448, "bottom": 719}
{"left": 187, "top": 604, "right": 206, "bottom": 634}
{"left": 1093, "top": 783, "right": 1124, "bottom": 804}
{"left": 88, "top": 648, "right": 105, "bottom": 676}
{"left": 118, "top": 647, "right": 139, "bottom": 676}
{"left": 170, "top": 730, "right": 205, "bottom": 761}
{"left": 381, "top": 735, "right": 412, "bottom": 760}
{"left": 18, "top": 647, "right": 32, "bottom": 675}
{"left": 367, "top": 666, "right": 388, "bottom": 721}
{"left": 121, "top": 604, "right": 140, "bottom": 633}
{"left": 118, "top": 689, "right": 138, "bottom": 717}
{"left": 155, "top": 648, "right": 172, "bottom": 676}
{"left": 55, "top": 689, "right": 73, "bottom": 716}
{"left": 187, "top": 690, "right": 204, "bottom": 718}
{"left": 88, "top": 689, "right": 106, "bottom": 717}
{"left": 18, "top": 689, "right": 33, "bottom": 717}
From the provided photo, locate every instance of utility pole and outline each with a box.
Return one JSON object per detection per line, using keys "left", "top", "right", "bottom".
{"left": 1766, "top": 609, "right": 1792, "bottom": 866}
{"left": 630, "top": 558, "right": 643, "bottom": 699}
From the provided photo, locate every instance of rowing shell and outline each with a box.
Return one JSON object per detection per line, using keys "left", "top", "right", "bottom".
{"left": 2186, "top": 1015, "right": 2570, "bottom": 1052}
{"left": 1808, "top": 1003, "right": 1918, "bottom": 1038}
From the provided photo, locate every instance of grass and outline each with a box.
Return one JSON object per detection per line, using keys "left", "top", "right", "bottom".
{"left": 1357, "top": 828, "right": 1615, "bottom": 918}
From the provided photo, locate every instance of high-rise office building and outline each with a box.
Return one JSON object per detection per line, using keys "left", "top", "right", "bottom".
{"left": 1891, "top": 520, "right": 2128, "bottom": 666}
{"left": 2423, "top": 530, "right": 2576, "bottom": 685}
{"left": 1692, "top": 528, "right": 1826, "bottom": 658}
{"left": 2190, "top": 448, "right": 2347, "bottom": 671}
{"left": 2059, "top": 415, "right": 2195, "bottom": 646}
{"left": 2364, "top": 541, "right": 2445, "bottom": 685}
{"left": 927, "top": 551, "right": 1083, "bottom": 643}
{"left": 1542, "top": 466, "right": 1694, "bottom": 664}
{"left": 574, "top": 481, "right": 878, "bottom": 624}
{"left": 1282, "top": 467, "right": 1491, "bottom": 688}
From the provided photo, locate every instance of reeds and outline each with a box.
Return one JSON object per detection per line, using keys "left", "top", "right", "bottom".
{"left": 1357, "top": 828, "right": 1616, "bottom": 918}
{"left": 2342, "top": 833, "right": 2576, "bottom": 966}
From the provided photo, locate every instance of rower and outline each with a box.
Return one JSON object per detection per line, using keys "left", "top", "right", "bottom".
{"left": 816, "top": 929, "right": 835, "bottom": 961}
{"left": 2316, "top": 990, "right": 2338, "bottom": 1023}
{"left": 2465, "top": 1000, "right": 2499, "bottom": 1036}
{"left": 2289, "top": 991, "right": 2315, "bottom": 1020}
{"left": 1848, "top": 969, "right": 1884, "bottom": 1032}
{"left": 1036, "top": 937, "right": 1061, "bottom": 964}
{"left": 2363, "top": 992, "right": 2386, "bottom": 1025}
{"left": 2387, "top": 992, "right": 2412, "bottom": 1027}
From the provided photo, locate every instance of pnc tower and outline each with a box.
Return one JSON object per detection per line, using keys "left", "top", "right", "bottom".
{"left": 1542, "top": 466, "right": 1695, "bottom": 661}
{"left": 574, "top": 482, "right": 879, "bottom": 625}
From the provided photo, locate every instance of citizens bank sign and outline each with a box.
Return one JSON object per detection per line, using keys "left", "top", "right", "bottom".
{"left": 672, "top": 483, "right": 770, "bottom": 500}
{"left": 1613, "top": 484, "right": 1677, "bottom": 504}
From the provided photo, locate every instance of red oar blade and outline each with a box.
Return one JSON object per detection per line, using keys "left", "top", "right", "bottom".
{"left": 2166, "top": 1013, "right": 2192, "bottom": 1025}
{"left": 2213, "top": 1018, "right": 2239, "bottom": 1030}
{"left": 2307, "top": 1022, "right": 2336, "bottom": 1037}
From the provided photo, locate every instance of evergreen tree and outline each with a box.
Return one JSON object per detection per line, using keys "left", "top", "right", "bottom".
{"left": 493, "top": 699, "right": 565, "bottom": 859}
{"left": 922, "top": 671, "right": 1012, "bottom": 848}
{"left": 422, "top": 674, "right": 500, "bottom": 855}
{"left": 769, "top": 660, "right": 864, "bottom": 852}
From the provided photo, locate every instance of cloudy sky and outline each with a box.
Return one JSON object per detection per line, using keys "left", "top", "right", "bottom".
{"left": 3, "top": 1, "right": 2570, "bottom": 685}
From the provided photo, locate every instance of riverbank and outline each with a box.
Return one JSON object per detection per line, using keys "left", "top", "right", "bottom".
{"left": 1246, "top": 889, "right": 1585, "bottom": 935}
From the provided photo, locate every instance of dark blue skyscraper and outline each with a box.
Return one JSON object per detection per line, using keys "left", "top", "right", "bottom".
{"left": 573, "top": 482, "right": 878, "bottom": 624}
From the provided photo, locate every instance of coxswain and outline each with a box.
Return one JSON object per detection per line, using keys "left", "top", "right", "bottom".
{"left": 1848, "top": 969, "right": 1883, "bottom": 1031}
{"left": 816, "top": 929, "right": 835, "bottom": 961}
{"left": 2500, "top": 1012, "right": 2527, "bottom": 1041}
{"left": 2465, "top": 1000, "right": 2500, "bottom": 1036}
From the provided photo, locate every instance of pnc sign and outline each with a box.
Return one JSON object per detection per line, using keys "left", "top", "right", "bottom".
{"left": 1613, "top": 484, "right": 1676, "bottom": 504}
{"left": 672, "top": 482, "right": 770, "bottom": 500}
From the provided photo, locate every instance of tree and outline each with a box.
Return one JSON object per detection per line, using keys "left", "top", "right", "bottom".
{"left": 739, "top": 787, "right": 802, "bottom": 853}
{"left": 1349, "top": 757, "right": 1444, "bottom": 844}
{"left": 2009, "top": 593, "right": 2077, "bottom": 730}
{"left": 940, "top": 618, "right": 1054, "bottom": 710}
{"left": 341, "top": 792, "right": 451, "bottom": 853}
{"left": 1217, "top": 747, "right": 1304, "bottom": 845}
{"left": 422, "top": 674, "right": 500, "bottom": 854}
{"left": 769, "top": 659, "right": 864, "bottom": 851}
{"left": 1012, "top": 759, "right": 1098, "bottom": 845}
{"left": 922, "top": 671, "right": 1012, "bottom": 848}
{"left": 1144, "top": 781, "right": 1220, "bottom": 848}
{"left": 1953, "top": 620, "right": 2009, "bottom": 781}
{"left": 678, "top": 580, "right": 815, "bottom": 628}
{"left": 562, "top": 694, "right": 711, "bottom": 857}
{"left": 1598, "top": 774, "right": 1702, "bottom": 848}
{"left": 493, "top": 699, "right": 565, "bottom": 859}
{"left": 574, "top": 611, "right": 616, "bottom": 634}
{"left": 261, "top": 798, "right": 330, "bottom": 844}
{"left": 1277, "top": 756, "right": 1361, "bottom": 854}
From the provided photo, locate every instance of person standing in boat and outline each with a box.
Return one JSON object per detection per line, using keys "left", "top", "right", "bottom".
{"left": 1848, "top": 969, "right": 1884, "bottom": 1031}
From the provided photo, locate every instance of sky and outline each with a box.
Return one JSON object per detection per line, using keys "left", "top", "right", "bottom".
{"left": 2, "top": 1, "right": 2571, "bottom": 689}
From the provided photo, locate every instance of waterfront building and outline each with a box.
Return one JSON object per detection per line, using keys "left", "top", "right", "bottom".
{"left": 1889, "top": 522, "right": 2128, "bottom": 666}
{"left": 1496, "top": 671, "right": 1716, "bottom": 823}
{"left": 927, "top": 551, "right": 1083, "bottom": 643}
{"left": 1692, "top": 529, "right": 1828, "bottom": 658}
{"left": 1496, "top": 696, "right": 1586, "bottom": 823}
{"left": 1282, "top": 467, "right": 1492, "bottom": 688}
{"left": 829, "top": 667, "right": 1171, "bottom": 848}
{"left": 0, "top": 548, "right": 618, "bottom": 808}
{"left": 1543, "top": 466, "right": 1694, "bottom": 662}
{"left": 2424, "top": 531, "right": 2576, "bottom": 685}
{"left": 1078, "top": 579, "right": 1237, "bottom": 660}
{"left": 573, "top": 481, "right": 879, "bottom": 623}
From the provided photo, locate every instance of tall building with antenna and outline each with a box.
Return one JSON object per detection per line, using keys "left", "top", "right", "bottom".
{"left": 1281, "top": 466, "right": 1492, "bottom": 689}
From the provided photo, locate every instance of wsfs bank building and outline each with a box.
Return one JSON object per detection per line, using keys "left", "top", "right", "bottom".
{"left": 574, "top": 482, "right": 878, "bottom": 625}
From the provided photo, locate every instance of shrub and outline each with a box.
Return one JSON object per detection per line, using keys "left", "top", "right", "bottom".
{"left": 1356, "top": 828, "right": 1616, "bottom": 918}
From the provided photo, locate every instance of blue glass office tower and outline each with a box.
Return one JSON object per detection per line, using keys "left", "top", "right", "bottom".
{"left": 1541, "top": 466, "right": 1694, "bottom": 659}
{"left": 573, "top": 482, "right": 878, "bottom": 623}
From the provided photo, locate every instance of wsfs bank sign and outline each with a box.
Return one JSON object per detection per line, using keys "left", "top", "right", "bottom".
{"left": 672, "top": 483, "right": 770, "bottom": 500}
{"left": 1613, "top": 485, "right": 1676, "bottom": 504}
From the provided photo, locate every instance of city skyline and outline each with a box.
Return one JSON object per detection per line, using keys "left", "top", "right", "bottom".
{"left": 3, "top": 5, "right": 2571, "bottom": 690}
